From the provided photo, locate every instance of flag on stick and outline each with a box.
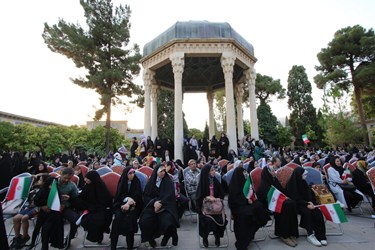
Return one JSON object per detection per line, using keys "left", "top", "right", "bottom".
{"left": 7, "top": 177, "right": 32, "bottom": 201}
{"left": 317, "top": 203, "right": 348, "bottom": 224}
{"left": 47, "top": 180, "right": 61, "bottom": 212}
{"left": 302, "top": 134, "right": 310, "bottom": 144}
{"left": 243, "top": 176, "right": 256, "bottom": 203}
{"left": 267, "top": 185, "right": 287, "bottom": 213}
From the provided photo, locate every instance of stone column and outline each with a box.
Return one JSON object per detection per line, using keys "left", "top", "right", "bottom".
{"left": 235, "top": 83, "right": 244, "bottom": 142}
{"left": 221, "top": 52, "right": 237, "bottom": 153}
{"left": 170, "top": 52, "right": 185, "bottom": 161}
{"left": 151, "top": 84, "right": 159, "bottom": 140}
{"left": 246, "top": 67, "right": 259, "bottom": 140}
{"left": 143, "top": 69, "right": 154, "bottom": 138}
{"left": 207, "top": 90, "right": 215, "bottom": 139}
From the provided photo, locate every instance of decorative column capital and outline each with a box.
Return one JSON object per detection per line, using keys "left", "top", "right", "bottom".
{"left": 221, "top": 52, "right": 235, "bottom": 77}
{"left": 143, "top": 69, "right": 155, "bottom": 88}
{"left": 150, "top": 85, "right": 159, "bottom": 103}
{"left": 170, "top": 52, "right": 185, "bottom": 76}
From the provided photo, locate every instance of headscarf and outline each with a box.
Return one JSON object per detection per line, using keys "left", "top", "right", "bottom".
{"left": 285, "top": 167, "right": 312, "bottom": 203}
{"left": 228, "top": 167, "right": 248, "bottom": 209}
{"left": 256, "top": 166, "right": 284, "bottom": 206}
{"left": 195, "top": 164, "right": 223, "bottom": 210}
{"left": 142, "top": 164, "right": 179, "bottom": 225}
{"left": 233, "top": 160, "right": 242, "bottom": 169}
{"left": 113, "top": 166, "right": 143, "bottom": 210}
{"left": 329, "top": 156, "right": 344, "bottom": 176}
{"left": 356, "top": 158, "right": 368, "bottom": 175}
{"left": 82, "top": 170, "right": 112, "bottom": 208}
{"left": 247, "top": 160, "right": 256, "bottom": 173}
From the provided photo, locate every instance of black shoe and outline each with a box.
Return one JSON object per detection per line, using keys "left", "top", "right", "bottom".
{"left": 161, "top": 235, "right": 169, "bottom": 246}
{"left": 203, "top": 237, "right": 209, "bottom": 248}
{"left": 149, "top": 239, "right": 157, "bottom": 248}
{"left": 10, "top": 235, "right": 22, "bottom": 249}
{"left": 172, "top": 232, "right": 178, "bottom": 246}
{"left": 215, "top": 236, "right": 220, "bottom": 246}
{"left": 25, "top": 244, "right": 35, "bottom": 250}
{"left": 97, "top": 234, "right": 103, "bottom": 244}
{"left": 64, "top": 235, "right": 71, "bottom": 249}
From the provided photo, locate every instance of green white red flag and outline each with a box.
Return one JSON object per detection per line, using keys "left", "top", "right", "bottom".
{"left": 267, "top": 185, "right": 287, "bottom": 213}
{"left": 302, "top": 134, "right": 310, "bottom": 144}
{"left": 317, "top": 203, "right": 348, "bottom": 224}
{"left": 243, "top": 176, "right": 256, "bottom": 203}
{"left": 47, "top": 180, "right": 61, "bottom": 212}
{"left": 7, "top": 176, "right": 32, "bottom": 201}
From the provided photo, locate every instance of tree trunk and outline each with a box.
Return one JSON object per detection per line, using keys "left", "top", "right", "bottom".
{"left": 354, "top": 86, "right": 370, "bottom": 146}
{"left": 105, "top": 102, "right": 111, "bottom": 155}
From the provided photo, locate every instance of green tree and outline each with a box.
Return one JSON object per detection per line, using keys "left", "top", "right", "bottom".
{"left": 324, "top": 111, "right": 365, "bottom": 147}
{"left": 203, "top": 122, "right": 209, "bottom": 139}
{"left": 243, "top": 120, "right": 251, "bottom": 136}
{"left": 257, "top": 102, "right": 278, "bottom": 146}
{"left": 0, "top": 122, "right": 15, "bottom": 151}
{"left": 157, "top": 88, "right": 188, "bottom": 140}
{"left": 157, "top": 89, "right": 175, "bottom": 140}
{"left": 86, "top": 125, "right": 126, "bottom": 156}
{"left": 287, "top": 65, "right": 319, "bottom": 146}
{"left": 275, "top": 123, "right": 292, "bottom": 148}
{"left": 188, "top": 128, "right": 203, "bottom": 140}
{"left": 42, "top": 0, "right": 142, "bottom": 154}
{"left": 214, "top": 89, "right": 226, "bottom": 132}
{"left": 243, "top": 73, "right": 285, "bottom": 105}
{"left": 314, "top": 25, "right": 375, "bottom": 145}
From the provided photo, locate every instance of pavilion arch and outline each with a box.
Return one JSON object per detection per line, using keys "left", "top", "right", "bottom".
{"left": 140, "top": 21, "right": 259, "bottom": 161}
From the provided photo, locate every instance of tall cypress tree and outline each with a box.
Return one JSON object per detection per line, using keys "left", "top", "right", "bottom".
{"left": 287, "top": 65, "right": 319, "bottom": 146}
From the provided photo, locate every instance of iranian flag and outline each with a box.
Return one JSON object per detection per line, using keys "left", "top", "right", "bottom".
{"left": 302, "top": 134, "right": 310, "bottom": 144}
{"left": 317, "top": 203, "right": 348, "bottom": 224}
{"left": 267, "top": 185, "right": 287, "bottom": 213}
{"left": 47, "top": 180, "right": 61, "bottom": 212}
{"left": 7, "top": 176, "right": 32, "bottom": 201}
{"left": 243, "top": 176, "right": 256, "bottom": 203}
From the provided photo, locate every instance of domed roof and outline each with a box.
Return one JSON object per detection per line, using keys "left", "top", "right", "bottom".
{"left": 143, "top": 21, "right": 254, "bottom": 57}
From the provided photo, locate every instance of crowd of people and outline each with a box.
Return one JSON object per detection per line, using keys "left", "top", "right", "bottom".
{"left": 1, "top": 134, "right": 375, "bottom": 249}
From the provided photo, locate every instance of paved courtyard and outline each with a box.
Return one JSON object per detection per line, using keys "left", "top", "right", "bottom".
{"left": 5, "top": 201, "right": 375, "bottom": 249}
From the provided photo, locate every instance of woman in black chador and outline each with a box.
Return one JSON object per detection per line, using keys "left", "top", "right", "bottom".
{"left": 228, "top": 167, "right": 269, "bottom": 250}
{"left": 78, "top": 171, "right": 112, "bottom": 243}
{"left": 139, "top": 165, "right": 179, "bottom": 247}
{"left": 256, "top": 165, "right": 299, "bottom": 247}
{"left": 33, "top": 176, "right": 64, "bottom": 250}
{"left": 285, "top": 167, "right": 327, "bottom": 246}
{"left": 195, "top": 164, "right": 227, "bottom": 248}
{"left": 110, "top": 167, "right": 143, "bottom": 250}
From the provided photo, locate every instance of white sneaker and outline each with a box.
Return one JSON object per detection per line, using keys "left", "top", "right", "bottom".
{"left": 320, "top": 240, "right": 328, "bottom": 246}
{"left": 371, "top": 214, "right": 375, "bottom": 219}
{"left": 307, "top": 234, "right": 322, "bottom": 247}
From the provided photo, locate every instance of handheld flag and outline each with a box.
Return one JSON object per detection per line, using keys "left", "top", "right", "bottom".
{"left": 317, "top": 203, "right": 348, "bottom": 224}
{"left": 302, "top": 134, "right": 310, "bottom": 144}
{"left": 7, "top": 176, "right": 32, "bottom": 201}
{"left": 47, "top": 180, "right": 61, "bottom": 212}
{"left": 243, "top": 176, "right": 256, "bottom": 203}
{"left": 267, "top": 185, "right": 287, "bottom": 213}
{"left": 75, "top": 209, "right": 89, "bottom": 225}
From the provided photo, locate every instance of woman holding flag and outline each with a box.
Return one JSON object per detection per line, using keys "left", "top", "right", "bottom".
{"left": 32, "top": 176, "right": 64, "bottom": 250}
{"left": 228, "top": 167, "right": 269, "bottom": 250}
{"left": 256, "top": 164, "right": 299, "bottom": 247}
{"left": 286, "top": 167, "right": 327, "bottom": 247}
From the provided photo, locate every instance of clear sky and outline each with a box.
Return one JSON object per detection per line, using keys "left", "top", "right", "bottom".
{"left": 1, "top": 0, "right": 374, "bottom": 131}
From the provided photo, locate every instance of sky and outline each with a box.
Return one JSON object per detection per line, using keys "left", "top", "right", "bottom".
{"left": 1, "top": 0, "right": 374, "bottom": 131}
